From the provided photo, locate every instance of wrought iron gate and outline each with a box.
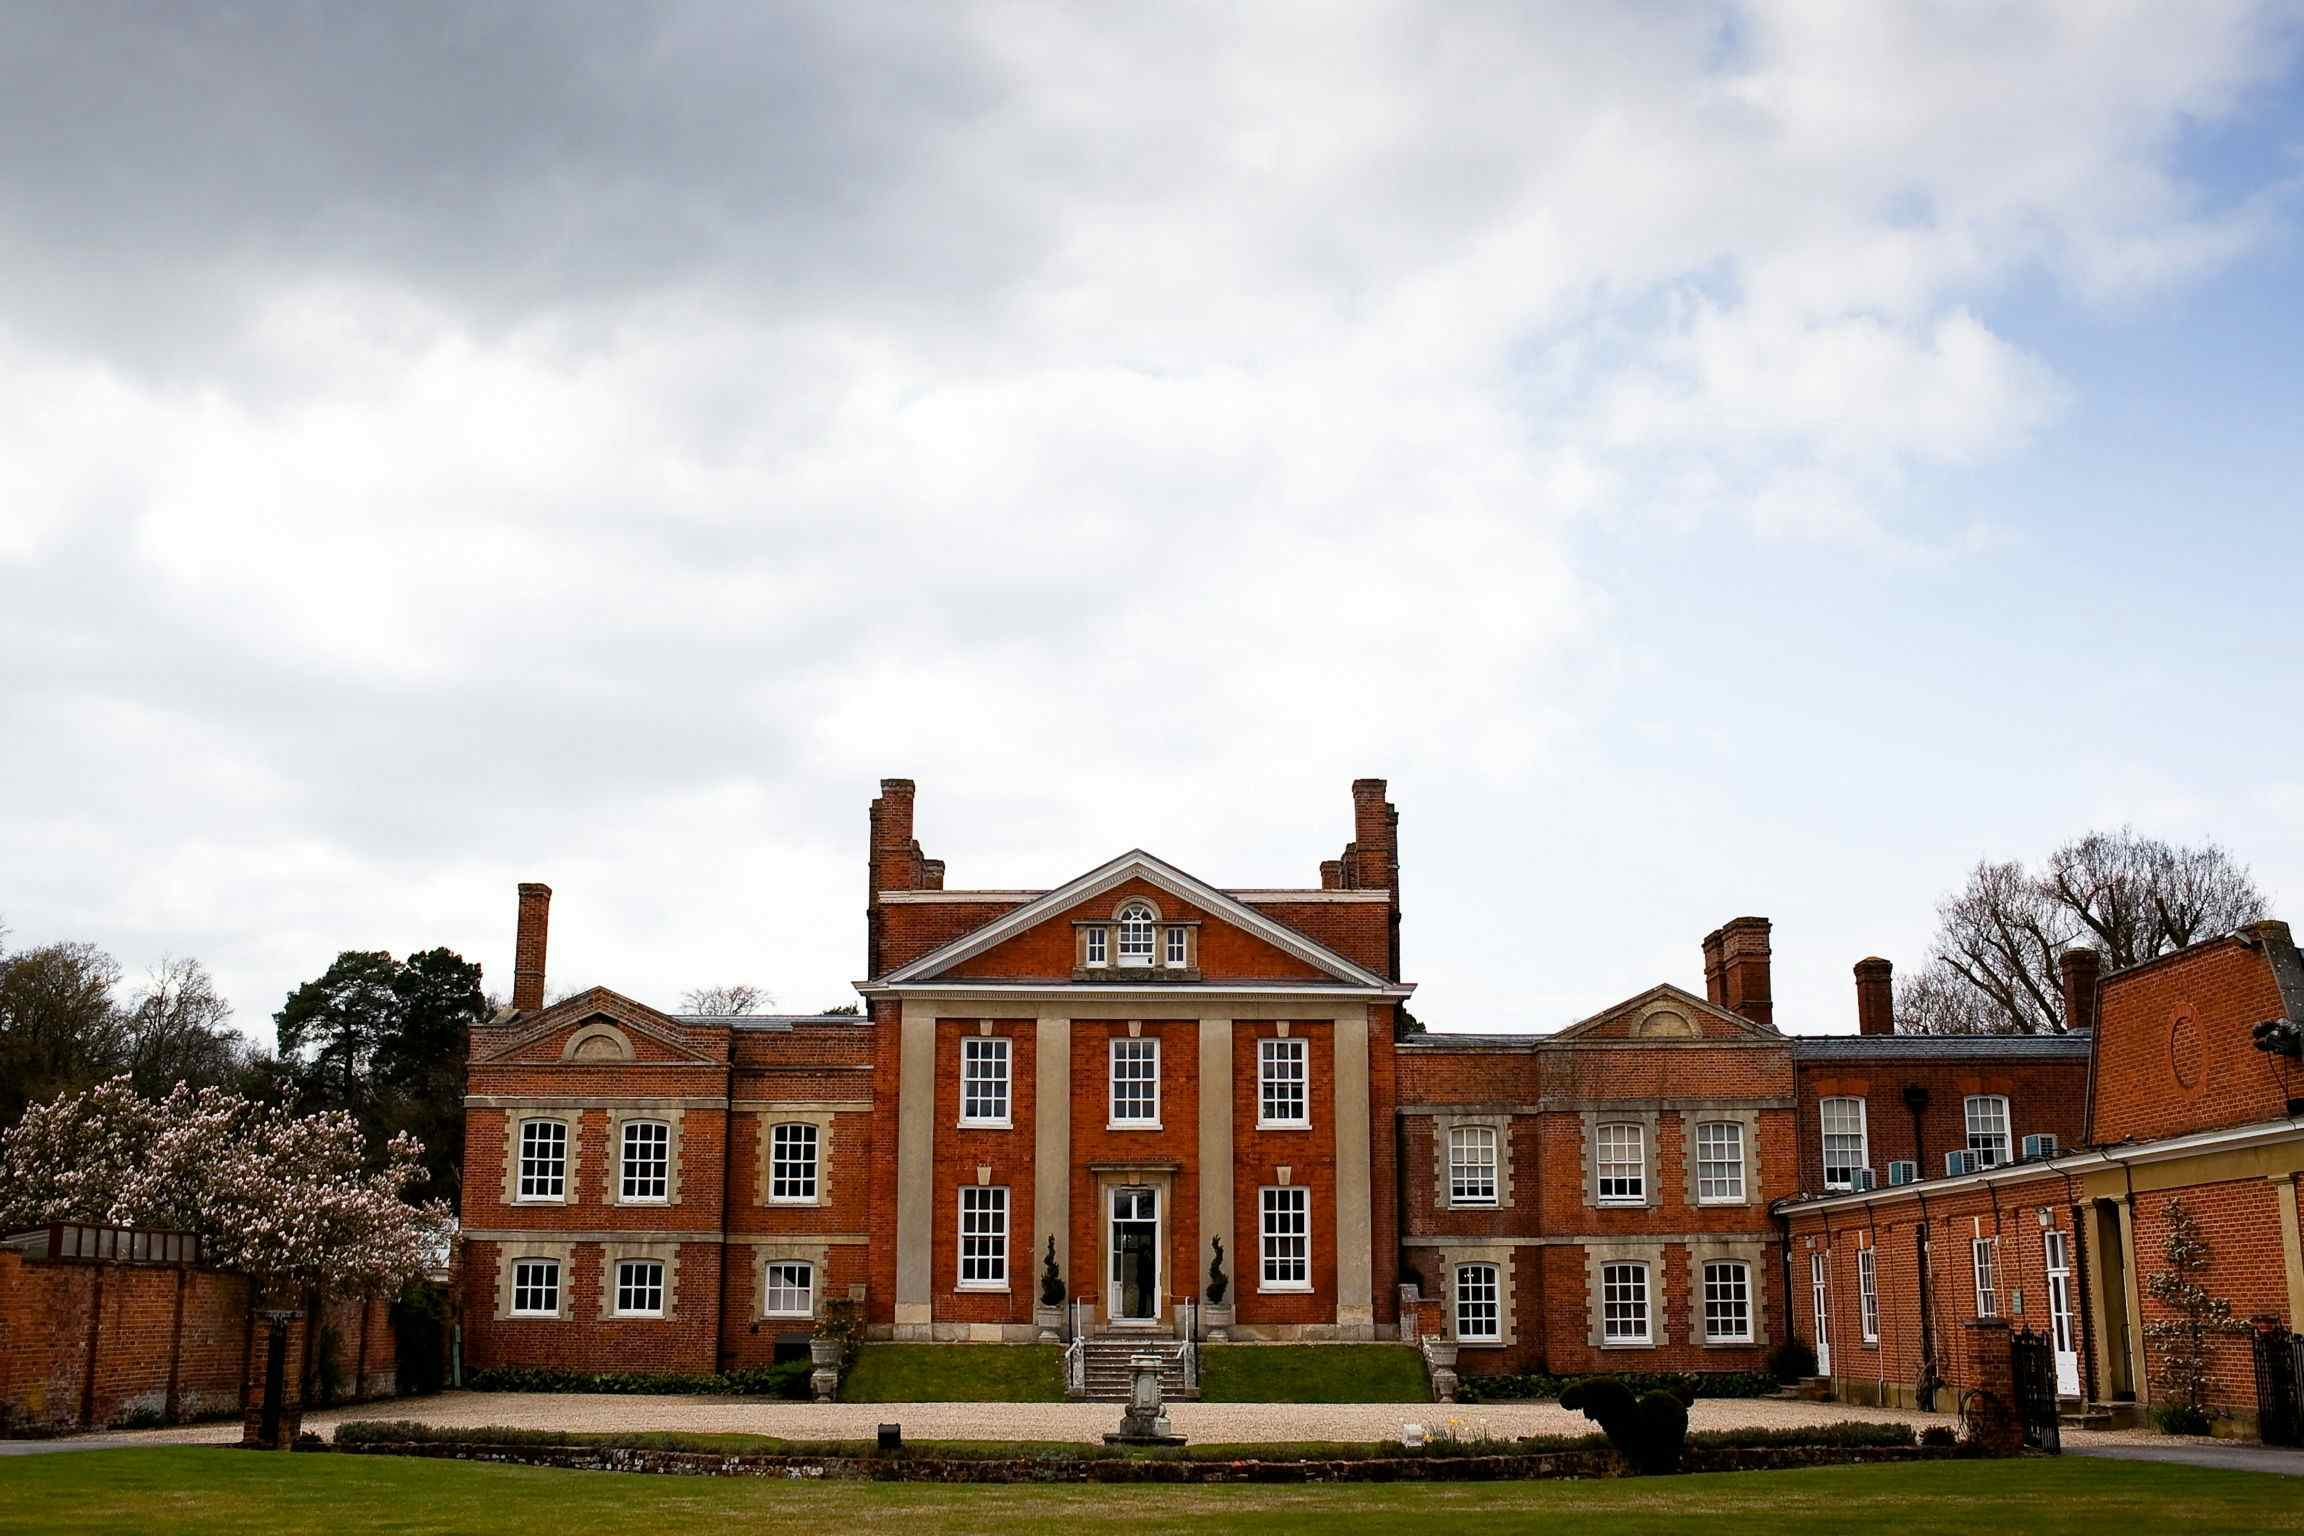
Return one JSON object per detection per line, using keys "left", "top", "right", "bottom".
{"left": 2010, "top": 1327, "right": 2061, "bottom": 1453}
{"left": 2256, "top": 1326, "right": 2303, "bottom": 1447}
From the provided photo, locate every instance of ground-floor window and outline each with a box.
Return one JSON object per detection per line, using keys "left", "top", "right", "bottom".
{"left": 1972, "top": 1237, "right": 1999, "bottom": 1318}
{"left": 614, "top": 1258, "right": 665, "bottom": 1317}
{"left": 511, "top": 1258, "right": 560, "bottom": 1317}
{"left": 764, "top": 1261, "right": 814, "bottom": 1318}
{"left": 1454, "top": 1263, "right": 1500, "bottom": 1342}
{"left": 1601, "top": 1261, "right": 1650, "bottom": 1344}
{"left": 1858, "top": 1248, "right": 1880, "bottom": 1343}
{"left": 1701, "top": 1259, "right": 1752, "bottom": 1342}
{"left": 959, "top": 1186, "right": 1010, "bottom": 1289}
{"left": 1259, "top": 1186, "right": 1310, "bottom": 1290}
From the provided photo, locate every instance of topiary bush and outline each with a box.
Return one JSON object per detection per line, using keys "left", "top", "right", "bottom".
{"left": 1919, "top": 1424, "right": 1957, "bottom": 1447}
{"left": 1767, "top": 1340, "right": 1817, "bottom": 1383}
{"left": 1559, "top": 1377, "right": 1689, "bottom": 1475}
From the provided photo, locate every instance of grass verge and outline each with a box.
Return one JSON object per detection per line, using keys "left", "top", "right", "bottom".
{"left": 838, "top": 1343, "right": 1064, "bottom": 1403}
{"left": 1197, "top": 1344, "right": 1428, "bottom": 1403}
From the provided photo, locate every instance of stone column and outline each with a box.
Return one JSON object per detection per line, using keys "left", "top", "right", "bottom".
{"left": 1196, "top": 1015, "right": 1234, "bottom": 1335}
{"left": 2276, "top": 1174, "right": 2304, "bottom": 1329}
{"left": 893, "top": 1000, "right": 936, "bottom": 1335}
{"left": 1035, "top": 1010, "right": 1073, "bottom": 1299}
{"left": 239, "top": 1307, "right": 306, "bottom": 1450}
{"left": 1332, "top": 1005, "right": 1374, "bottom": 1335}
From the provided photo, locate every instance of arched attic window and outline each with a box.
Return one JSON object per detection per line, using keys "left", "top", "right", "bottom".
{"left": 1116, "top": 901, "right": 1157, "bottom": 965}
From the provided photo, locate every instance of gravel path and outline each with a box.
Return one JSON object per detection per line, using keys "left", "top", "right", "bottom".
{"left": 56, "top": 1390, "right": 2174, "bottom": 1451}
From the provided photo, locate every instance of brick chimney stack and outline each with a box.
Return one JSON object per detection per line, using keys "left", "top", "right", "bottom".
{"left": 2058, "top": 946, "right": 2102, "bottom": 1035}
{"left": 1702, "top": 929, "right": 1728, "bottom": 1006}
{"left": 868, "top": 779, "right": 935, "bottom": 978}
{"left": 1854, "top": 956, "right": 1895, "bottom": 1036}
{"left": 513, "top": 882, "right": 552, "bottom": 1013}
{"left": 1319, "top": 859, "right": 1343, "bottom": 890}
{"left": 1339, "top": 778, "right": 1402, "bottom": 980}
{"left": 1714, "top": 917, "right": 1773, "bottom": 1029}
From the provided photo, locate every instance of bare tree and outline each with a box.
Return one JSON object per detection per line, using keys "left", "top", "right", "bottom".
{"left": 680, "top": 983, "right": 771, "bottom": 1016}
{"left": 122, "top": 955, "right": 243, "bottom": 1097}
{"left": 0, "top": 940, "right": 129, "bottom": 1124}
{"left": 1901, "top": 828, "right": 2266, "bottom": 1035}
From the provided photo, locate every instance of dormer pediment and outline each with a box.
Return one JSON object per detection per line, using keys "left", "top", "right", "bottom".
{"left": 1551, "top": 982, "right": 1781, "bottom": 1043}
{"left": 476, "top": 986, "right": 719, "bottom": 1064}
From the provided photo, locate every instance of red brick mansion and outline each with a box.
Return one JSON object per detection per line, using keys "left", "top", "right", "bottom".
{"left": 463, "top": 779, "right": 2304, "bottom": 1423}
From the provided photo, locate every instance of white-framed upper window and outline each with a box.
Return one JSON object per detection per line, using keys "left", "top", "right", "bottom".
{"left": 961, "top": 1036, "right": 1012, "bottom": 1126}
{"left": 1454, "top": 1263, "right": 1501, "bottom": 1342}
{"left": 1821, "top": 1096, "right": 1868, "bottom": 1190}
{"left": 1595, "top": 1122, "right": 1645, "bottom": 1204}
{"left": 1083, "top": 926, "right": 1108, "bottom": 967}
{"left": 1117, "top": 902, "right": 1156, "bottom": 965}
{"left": 1965, "top": 1095, "right": 2011, "bottom": 1167}
{"left": 1259, "top": 1185, "right": 1311, "bottom": 1291}
{"left": 1258, "top": 1037, "right": 1308, "bottom": 1127}
{"left": 1694, "top": 1121, "right": 1745, "bottom": 1204}
{"left": 1858, "top": 1247, "right": 1880, "bottom": 1343}
{"left": 1972, "top": 1236, "right": 1999, "bottom": 1318}
{"left": 619, "top": 1119, "right": 669, "bottom": 1203}
{"left": 763, "top": 1260, "right": 814, "bottom": 1318}
{"left": 1601, "top": 1261, "right": 1651, "bottom": 1344}
{"left": 1448, "top": 1125, "right": 1499, "bottom": 1206}
{"left": 958, "top": 1185, "right": 1009, "bottom": 1290}
{"left": 1109, "top": 1036, "right": 1160, "bottom": 1126}
{"left": 517, "top": 1119, "right": 567, "bottom": 1201}
{"left": 1702, "top": 1259, "right": 1753, "bottom": 1343}
{"left": 769, "top": 1121, "right": 819, "bottom": 1204}
{"left": 614, "top": 1258, "right": 665, "bottom": 1317}
{"left": 1164, "top": 924, "right": 1188, "bottom": 967}
{"left": 510, "top": 1257, "right": 560, "bottom": 1317}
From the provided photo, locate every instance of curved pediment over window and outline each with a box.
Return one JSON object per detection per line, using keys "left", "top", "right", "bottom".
{"left": 563, "top": 1021, "right": 635, "bottom": 1061}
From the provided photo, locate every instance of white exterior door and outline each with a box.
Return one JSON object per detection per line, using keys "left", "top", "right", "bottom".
{"left": 1810, "top": 1250, "right": 1832, "bottom": 1375}
{"left": 2044, "top": 1229, "right": 2080, "bottom": 1396}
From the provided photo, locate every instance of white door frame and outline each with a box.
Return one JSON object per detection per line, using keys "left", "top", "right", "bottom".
{"left": 1810, "top": 1250, "right": 1832, "bottom": 1376}
{"left": 2044, "top": 1228, "right": 2080, "bottom": 1396}
{"left": 1107, "top": 1183, "right": 1162, "bottom": 1327}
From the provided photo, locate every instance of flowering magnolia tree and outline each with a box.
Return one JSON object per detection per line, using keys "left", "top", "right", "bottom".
{"left": 2142, "top": 1198, "right": 2251, "bottom": 1432}
{"left": 0, "top": 1076, "right": 450, "bottom": 1300}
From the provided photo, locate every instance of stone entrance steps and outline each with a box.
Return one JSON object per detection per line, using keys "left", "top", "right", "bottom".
{"left": 1067, "top": 1336, "right": 1201, "bottom": 1403}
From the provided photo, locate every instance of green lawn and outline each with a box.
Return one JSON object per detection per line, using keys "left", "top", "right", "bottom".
{"left": 839, "top": 1343, "right": 1065, "bottom": 1402}
{"left": 2, "top": 1448, "right": 2300, "bottom": 1535}
{"left": 1198, "top": 1344, "right": 1427, "bottom": 1403}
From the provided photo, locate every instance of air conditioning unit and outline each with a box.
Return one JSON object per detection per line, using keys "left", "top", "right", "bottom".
{"left": 1850, "top": 1167, "right": 1878, "bottom": 1191}
{"left": 1944, "top": 1149, "right": 1979, "bottom": 1177}
{"left": 1886, "top": 1161, "right": 1918, "bottom": 1186}
{"left": 2022, "top": 1133, "right": 2059, "bottom": 1161}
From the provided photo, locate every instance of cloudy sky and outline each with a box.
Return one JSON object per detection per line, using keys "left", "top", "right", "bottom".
{"left": 4, "top": 2, "right": 2302, "bottom": 1044}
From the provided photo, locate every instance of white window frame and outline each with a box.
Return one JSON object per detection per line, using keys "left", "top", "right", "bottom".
{"left": 1601, "top": 1261, "right": 1651, "bottom": 1345}
{"left": 960, "top": 1036, "right": 1012, "bottom": 1127}
{"left": 1858, "top": 1247, "right": 1880, "bottom": 1343}
{"left": 1109, "top": 1036, "right": 1161, "bottom": 1127}
{"left": 1965, "top": 1095, "right": 2011, "bottom": 1168}
{"left": 1164, "top": 924, "right": 1188, "bottom": 967}
{"left": 1258, "top": 1185, "right": 1311, "bottom": 1292}
{"left": 1083, "top": 926, "right": 1108, "bottom": 967}
{"left": 958, "top": 1185, "right": 1010, "bottom": 1291}
{"left": 1116, "top": 902, "right": 1156, "bottom": 965}
{"left": 517, "top": 1119, "right": 567, "bottom": 1202}
{"left": 1453, "top": 1262, "right": 1501, "bottom": 1343}
{"left": 1973, "top": 1236, "right": 1999, "bottom": 1318}
{"left": 613, "top": 1258, "right": 665, "bottom": 1317}
{"left": 1448, "top": 1125, "right": 1499, "bottom": 1207}
{"left": 763, "top": 1260, "right": 814, "bottom": 1318}
{"left": 619, "top": 1118, "right": 669, "bottom": 1204}
{"left": 510, "top": 1257, "right": 560, "bottom": 1317}
{"left": 1694, "top": 1120, "right": 1745, "bottom": 1204}
{"left": 1595, "top": 1122, "right": 1645, "bottom": 1205}
{"left": 1820, "top": 1096, "right": 1868, "bottom": 1191}
{"left": 769, "top": 1121, "right": 819, "bottom": 1204}
{"left": 1702, "top": 1259, "right": 1753, "bottom": 1343}
{"left": 1257, "top": 1037, "right": 1309, "bottom": 1128}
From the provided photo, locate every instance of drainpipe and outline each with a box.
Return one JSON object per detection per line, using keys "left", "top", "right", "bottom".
{"left": 1914, "top": 1186, "right": 1938, "bottom": 1409}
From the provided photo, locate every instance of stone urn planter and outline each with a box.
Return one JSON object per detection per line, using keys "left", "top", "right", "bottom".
{"left": 1034, "top": 1305, "right": 1066, "bottom": 1344}
{"left": 809, "top": 1337, "right": 845, "bottom": 1370}
{"left": 1421, "top": 1339, "right": 1461, "bottom": 1404}
{"left": 1200, "top": 1303, "right": 1235, "bottom": 1343}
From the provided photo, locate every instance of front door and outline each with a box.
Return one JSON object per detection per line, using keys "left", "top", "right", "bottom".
{"left": 1109, "top": 1185, "right": 1160, "bottom": 1325}
{"left": 1811, "top": 1251, "right": 1832, "bottom": 1375}
{"left": 2044, "top": 1229, "right": 2081, "bottom": 1396}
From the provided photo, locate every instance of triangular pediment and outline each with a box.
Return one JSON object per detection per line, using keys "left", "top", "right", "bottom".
{"left": 883, "top": 850, "right": 1390, "bottom": 988}
{"left": 1552, "top": 982, "right": 1781, "bottom": 1042}
{"left": 477, "top": 986, "right": 717, "bottom": 1064}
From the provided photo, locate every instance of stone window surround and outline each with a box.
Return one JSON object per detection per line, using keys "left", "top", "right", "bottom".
{"left": 1581, "top": 1108, "right": 1661, "bottom": 1210}
{"left": 607, "top": 1105, "right": 686, "bottom": 1207}
{"left": 1584, "top": 1241, "right": 1670, "bottom": 1347}
{"left": 1073, "top": 903, "right": 1200, "bottom": 975}
{"left": 758, "top": 1111, "right": 836, "bottom": 1208}
{"left": 495, "top": 1240, "right": 577, "bottom": 1321}
{"left": 1430, "top": 1242, "right": 1518, "bottom": 1348}
{"left": 1686, "top": 1239, "right": 1769, "bottom": 1347}
{"left": 1434, "top": 1114, "right": 1516, "bottom": 1210}
{"left": 502, "top": 1109, "right": 586, "bottom": 1207}
{"left": 752, "top": 1240, "right": 831, "bottom": 1323}
{"left": 600, "top": 1240, "right": 683, "bottom": 1321}
{"left": 1679, "top": 1104, "right": 1765, "bottom": 1209}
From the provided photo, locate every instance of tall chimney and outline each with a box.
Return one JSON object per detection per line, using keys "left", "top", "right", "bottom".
{"left": 2058, "top": 946, "right": 2102, "bottom": 1035}
{"left": 513, "top": 882, "right": 552, "bottom": 1012}
{"left": 1319, "top": 859, "right": 1343, "bottom": 890}
{"left": 1702, "top": 928, "right": 1728, "bottom": 1006}
{"left": 1854, "top": 956, "right": 1895, "bottom": 1036}
{"left": 1347, "top": 778, "right": 1395, "bottom": 892}
{"left": 1717, "top": 916, "right": 1774, "bottom": 1029}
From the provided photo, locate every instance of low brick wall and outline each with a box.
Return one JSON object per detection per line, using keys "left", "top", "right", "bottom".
{"left": 337, "top": 1439, "right": 1964, "bottom": 1483}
